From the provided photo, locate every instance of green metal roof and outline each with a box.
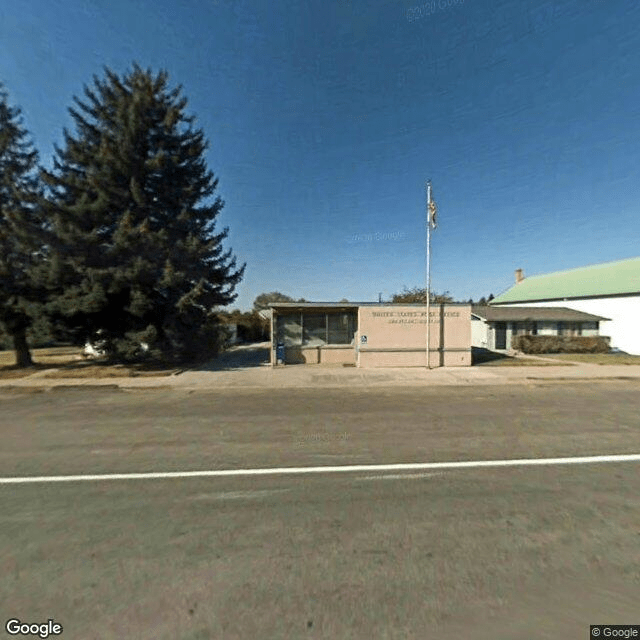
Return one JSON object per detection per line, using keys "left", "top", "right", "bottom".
{"left": 491, "top": 256, "right": 640, "bottom": 304}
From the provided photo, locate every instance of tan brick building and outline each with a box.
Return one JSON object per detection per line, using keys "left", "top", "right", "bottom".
{"left": 269, "top": 302, "right": 471, "bottom": 367}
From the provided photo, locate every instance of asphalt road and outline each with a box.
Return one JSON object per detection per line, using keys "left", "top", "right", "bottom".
{"left": 1, "top": 382, "right": 640, "bottom": 639}
{"left": 1, "top": 381, "right": 640, "bottom": 476}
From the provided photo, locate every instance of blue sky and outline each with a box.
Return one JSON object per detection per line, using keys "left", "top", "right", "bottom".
{"left": 2, "top": 0, "right": 639, "bottom": 310}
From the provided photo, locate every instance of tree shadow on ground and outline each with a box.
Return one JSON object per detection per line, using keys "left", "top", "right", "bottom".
{"left": 193, "top": 342, "right": 271, "bottom": 371}
{"left": 472, "top": 347, "right": 513, "bottom": 365}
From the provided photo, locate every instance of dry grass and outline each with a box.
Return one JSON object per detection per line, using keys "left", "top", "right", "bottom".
{"left": 0, "top": 346, "right": 177, "bottom": 378}
{"left": 541, "top": 353, "right": 640, "bottom": 365}
{"left": 41, "top": 364, "right": 176, "bottom": 378}
{"left": 0, "top": 346, "right": 81, "bottom": 367}
{"left": 477, "top": 357, "right": 573, "bottom": 367}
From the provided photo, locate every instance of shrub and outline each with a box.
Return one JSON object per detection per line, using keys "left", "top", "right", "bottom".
{"left": 511, "top": 335, "right": 610, "bottom": 354}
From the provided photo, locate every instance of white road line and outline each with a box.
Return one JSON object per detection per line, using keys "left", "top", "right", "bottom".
{"left": 356, "top": 472, "right": 442, "bottom": 481}
{"left": 2, "top": 454, "right": 640, "bottom": 484}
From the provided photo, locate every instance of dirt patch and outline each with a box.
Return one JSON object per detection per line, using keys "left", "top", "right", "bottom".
{"left": 0, "top": 366, "right": 42, "bottom": 379}
{"left": 42, "top": 365, "right": 177, "bottom": 378}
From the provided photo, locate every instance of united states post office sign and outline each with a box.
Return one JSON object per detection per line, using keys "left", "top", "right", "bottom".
{"left": 358, "top": 305, "right": 471, "bottom": 350}
{"left": 369, "top": 310, "right": 461, "bottom": 323}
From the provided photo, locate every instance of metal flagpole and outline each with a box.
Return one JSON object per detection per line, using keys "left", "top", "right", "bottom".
{"left": 426, "top": 180, "right": 431, "bottom": 369}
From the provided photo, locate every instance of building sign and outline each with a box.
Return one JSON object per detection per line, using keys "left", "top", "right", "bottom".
{"left": 370, "top": 310, "right": 460, "bottom": 324}
{"left": 357, "top": 304, "right": 472, "bottom": 367}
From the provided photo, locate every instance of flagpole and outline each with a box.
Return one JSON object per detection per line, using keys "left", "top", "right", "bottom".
{"left": 426, "top": 180, "right": 431, "bottom": 370}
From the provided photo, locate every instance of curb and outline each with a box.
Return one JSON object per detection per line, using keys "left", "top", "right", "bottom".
{"left": 2, "top": 374, "right": 640, "bottom": 393}
{"left": 49, "top": 384, "right": 121, "bottom": 391}
{"left": 525, "top": 376, "right": 640, "bottom": 382}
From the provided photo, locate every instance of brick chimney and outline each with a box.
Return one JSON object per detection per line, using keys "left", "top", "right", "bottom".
{"left": 515, "top": 268, "right": 525, "bottom": 284}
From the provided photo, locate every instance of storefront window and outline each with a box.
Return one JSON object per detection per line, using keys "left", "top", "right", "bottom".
{"left": 277, "top": 314, "right": 302, "bottom": 346}
{"left": 302, "top": 314, "right": 327, "bottom": 346}
{"left": 328, "top": 313, "right": 356, "bottom": 344}
{"left": 278, "top": 310, "right": 358, "bottom": 347}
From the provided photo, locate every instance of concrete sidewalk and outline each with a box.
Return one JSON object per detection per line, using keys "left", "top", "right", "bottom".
{"left": 2, "top": 361, "right": 640, "bottom": 391}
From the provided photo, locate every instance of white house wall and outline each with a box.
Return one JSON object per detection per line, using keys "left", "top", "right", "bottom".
{"left": 497, "top": 296, "right": 640, "bottom": 355}
{"left": 471, "top": 317, "right": 489, "bottom": 348}
{"left": 536, "top": 321, "right": 557, "bottom": 336}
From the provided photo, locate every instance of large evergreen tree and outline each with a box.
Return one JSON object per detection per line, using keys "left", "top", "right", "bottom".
{"left": 0, "top": 82, "right": 43, "bottom": 367}
{"left": 40, "top": 65, "right": 245, "bottom": 362}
